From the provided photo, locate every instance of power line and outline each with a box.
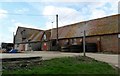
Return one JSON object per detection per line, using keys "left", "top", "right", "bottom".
{"left": 55, "top": 7, "right": 82, "bottom": 26}
{"left": 61, "top": 8, "right": 81, "bottom": 19}
{"left": 59, "top": 18, "right": 65, "bottom": 26}
{"left": 0, "top": 13, "right": 55, "bottom": 16}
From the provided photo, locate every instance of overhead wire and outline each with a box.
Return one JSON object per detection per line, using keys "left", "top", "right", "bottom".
{"left": 56, "top": 8, "right": 82, "bottom": 26}
{"left": 55, "top": 8, "right": 66, "bottom": 26}
{"left": 61, "top": 8, "right": 81, "bottom": 19}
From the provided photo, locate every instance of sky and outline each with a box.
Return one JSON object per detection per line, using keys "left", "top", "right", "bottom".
{"left": 0, "top": 0, "right": 119, "bottom": 45}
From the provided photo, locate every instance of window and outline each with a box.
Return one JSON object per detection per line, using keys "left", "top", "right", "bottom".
{"left": 73, "top": 39, "right": 77, "bottom": 45}
{"left": 43, "top": 34, "right": 47, "bottom": 40}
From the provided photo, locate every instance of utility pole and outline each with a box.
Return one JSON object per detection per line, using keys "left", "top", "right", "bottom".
{"left": 51, "top": 22, "right": 53, "bottom": 51}
{"left": 51, "top": 22, "right": 53, "bottom": 38}
{"left": 56, "top": 14, "right": 58, "bottom": 45}
{"left": 83, "top": 30, "right": 86, "bottom": 57}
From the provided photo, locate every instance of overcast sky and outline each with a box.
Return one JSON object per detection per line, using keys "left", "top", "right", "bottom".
{"left": 0, "top": 0, "right": 119, "bottom": 44}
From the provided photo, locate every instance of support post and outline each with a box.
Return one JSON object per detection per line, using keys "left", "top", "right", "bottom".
{"left": 56, "top": 14, "right": 58, "bottom": 44}
{"left": 83, "top": 30, "right": 86, "bottom": 56}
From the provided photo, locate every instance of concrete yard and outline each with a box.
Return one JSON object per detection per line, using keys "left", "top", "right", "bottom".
{"left": 0, "top": 51, "right": 81, "bottom": 60}
{"left": 86, "top": 53, "right": 119, "bottom": 68}
{"left": 0, "top": 51, "right": 119, "bottom": 68}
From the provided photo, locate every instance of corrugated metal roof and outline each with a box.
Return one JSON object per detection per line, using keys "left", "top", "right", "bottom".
{"left": 15, "top": 27, "right": 44, "bottom": 43}
{"left": 49, "top": 14, "right": 119, "bottom": 39}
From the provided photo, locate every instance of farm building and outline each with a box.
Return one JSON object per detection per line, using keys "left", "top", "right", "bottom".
{"left": 14, "top": 27, "right": 44, "bottom": 51}
{"left": 14, "top": 14, "right": 120, "bottom": 53}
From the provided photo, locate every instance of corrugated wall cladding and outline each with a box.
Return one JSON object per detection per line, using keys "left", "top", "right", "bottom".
{"left": 50, "top": 14, "right": 119, "bottom": 39}
{"left": 15, "top": 27, "right": 44, "bottom": 43}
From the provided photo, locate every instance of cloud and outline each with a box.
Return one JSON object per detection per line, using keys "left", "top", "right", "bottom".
{"left": 90, "top": 9, "right": 107, "bottom": 19}
{"left": 88, "top": 2, "right": 118, "bottom": 19}
{"left": 43, "top": 6, "right": 84, "bottom": 29}
{"left": 9, "top": 22, "right": 41, "bottom": 34}
{"left": 42, "top": 1, "right": 118, "bottom": 30}
{"left": 0, "top": 21, "right": 41, "bottom": 44}
{"left": 0, "top": 9, "right": 8, "bottom": 19}
{"left": 0, "top": 32, "right": 12, "bottom": 43}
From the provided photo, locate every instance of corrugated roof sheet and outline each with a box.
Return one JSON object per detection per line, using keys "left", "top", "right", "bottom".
{"left": 48, "top": 14, "right": 119, "bottom": 39}
{"left": 15, "top": 27, "right": 44, "bottom": 43}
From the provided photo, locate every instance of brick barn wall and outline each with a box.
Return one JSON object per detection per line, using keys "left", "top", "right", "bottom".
{"left": 84, "top": 34, "right": 118, "bottom": 53}
{"left": 76, "top": 38, "right": 83, "bottom": 45}
{"left": 85, "top": 36, "right": 101, "bottom": 52}
{"left": 59, "top": 39, "right": 68, "bottom": 47}
{"left": 55, "top": 34, "right": 119, "bottom": 53}
{"left": 85, "top": 36, "right": 100, "bottom": 43}
{"left": 101, "top": 34, "right": 119, "bottom": 54}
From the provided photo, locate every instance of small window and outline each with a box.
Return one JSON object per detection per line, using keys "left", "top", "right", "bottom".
{"left": 73, "top": 38, "right": 77, "bottom": 45}
{"left": 43, "top": 34, "right": 47, "bottom": 40}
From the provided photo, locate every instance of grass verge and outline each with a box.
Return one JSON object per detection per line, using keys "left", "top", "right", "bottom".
{"left": 2, "top": 56, "right": 119, "bottom": 75}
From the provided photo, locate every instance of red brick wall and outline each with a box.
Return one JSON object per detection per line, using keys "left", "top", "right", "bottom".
{"left": 101, "top": 34, "right": 119, "bottom": 53}
{"left": 57, "top": 34, "right": 119, "bottom": 53}
{"left": 76, "top": 38, "right": 82, "bottom": 45}
{"left": 85, "top": 36, "right": 100, "bottom": 43}
{"left": 84, "top": 34, "right": 119, "bottom": 53}
{"left": 85, "top": 36, "right": 101, "bottom": 52}
{"left": 59, "top": 39, "right": 68, "bottom": 47}
{"left": 84, "top": 34, "right": 118, "bottom": 53}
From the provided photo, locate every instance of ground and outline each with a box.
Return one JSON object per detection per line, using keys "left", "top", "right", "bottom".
{"left": 1, "top": 51, "right": 119, "bottom": 68}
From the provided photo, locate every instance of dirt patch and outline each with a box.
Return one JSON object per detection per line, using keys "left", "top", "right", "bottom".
{"left": 2, "top": 57, "right": 42, "bottom": 71}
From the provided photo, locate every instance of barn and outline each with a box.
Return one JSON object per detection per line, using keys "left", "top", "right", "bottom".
{"left": 42, "top": 14, "right": 120, "bottom": 53}
{"left": 14, "top": 14, "right": 120, "bottom": 53}
{"left": 14, "top": 27, "right": 44, "bottom": 51}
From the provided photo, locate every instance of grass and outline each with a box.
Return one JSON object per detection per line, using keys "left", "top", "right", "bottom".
{"left": 2, "top": 56, "right": 119, "bottom": 75}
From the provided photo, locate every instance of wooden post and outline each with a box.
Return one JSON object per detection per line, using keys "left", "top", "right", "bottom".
{"left": 83, "top": 30, "right": 86, "bottom": 56}
{"left": 56, "top": 14, "right": 58, "bottom": 45}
